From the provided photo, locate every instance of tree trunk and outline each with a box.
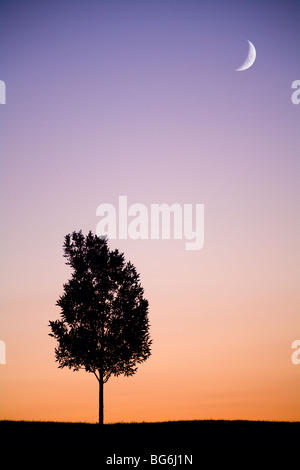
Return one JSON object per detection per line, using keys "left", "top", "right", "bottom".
{"left": 99, "top": 367, "right": 104, "bottom": 425}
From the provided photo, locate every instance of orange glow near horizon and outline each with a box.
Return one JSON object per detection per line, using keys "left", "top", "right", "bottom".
{"left": 1, "top": 254, "right": 299, "bottom": 423}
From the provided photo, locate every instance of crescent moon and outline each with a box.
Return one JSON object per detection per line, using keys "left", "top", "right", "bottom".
{"left": 236, "top": 40, "right": 256, "bottom": 71}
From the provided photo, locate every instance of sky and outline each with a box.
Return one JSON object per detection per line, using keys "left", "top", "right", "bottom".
{"left": 0, "top": 0, "right": 299, "bottom": 423}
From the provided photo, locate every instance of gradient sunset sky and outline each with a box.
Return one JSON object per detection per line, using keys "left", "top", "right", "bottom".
{"left": 1, "top": 0, "right": 299, "bottom": 423}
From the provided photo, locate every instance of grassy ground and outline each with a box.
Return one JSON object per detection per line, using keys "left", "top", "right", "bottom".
{"left": 1, "top": 419, "right": 299, "bottom": 460}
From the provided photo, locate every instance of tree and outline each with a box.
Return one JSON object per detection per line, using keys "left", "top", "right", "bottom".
{"left": 49, "top": 230, "right": 152, "bottom": 425}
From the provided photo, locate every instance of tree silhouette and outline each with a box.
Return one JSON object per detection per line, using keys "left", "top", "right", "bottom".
{"left": 49, "top": 230, "right": 152, "bottom": 425}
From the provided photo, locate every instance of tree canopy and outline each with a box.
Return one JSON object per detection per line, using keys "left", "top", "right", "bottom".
{"left": 49, "top": 231, "right": 152, "bottom": 423}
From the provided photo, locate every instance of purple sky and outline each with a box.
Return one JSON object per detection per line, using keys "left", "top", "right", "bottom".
{"left": 1, "top": 0, "right": 299, "bottom": 422}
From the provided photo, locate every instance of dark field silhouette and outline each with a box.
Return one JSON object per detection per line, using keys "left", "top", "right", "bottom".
{"left": 1, "top": 419, "right": 299, "bottom": 462}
